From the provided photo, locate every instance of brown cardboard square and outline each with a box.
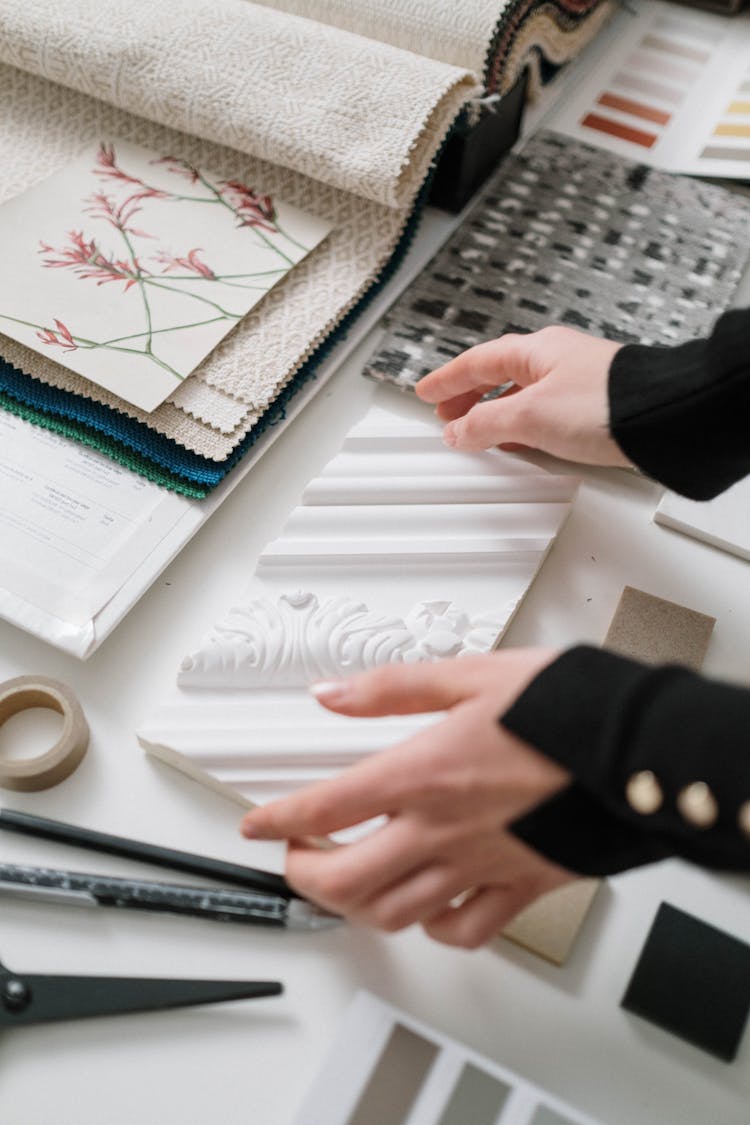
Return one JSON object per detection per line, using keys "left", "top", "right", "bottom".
{"left": 500, "top": 879, "right": 601, "bottom": 965}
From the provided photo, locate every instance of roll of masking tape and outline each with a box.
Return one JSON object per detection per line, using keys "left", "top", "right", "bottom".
{"left": 0, "top": 676, "right": 89, "bottom": 791}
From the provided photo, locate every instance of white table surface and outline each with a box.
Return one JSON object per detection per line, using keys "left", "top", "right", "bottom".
{"left": 2, "top": 128, "right": 750, "bottom": 1125}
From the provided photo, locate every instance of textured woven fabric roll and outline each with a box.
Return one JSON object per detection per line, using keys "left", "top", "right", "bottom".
{"left": 251, "top": 0, "right": 612, "bottom": 92}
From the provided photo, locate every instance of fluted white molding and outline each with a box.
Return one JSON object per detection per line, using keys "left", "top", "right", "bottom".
{"left": 138, "top": 691, "right": 436, "bottom": 808}
{"left": 138, "top": 404, "right": 579, "bottom": 810}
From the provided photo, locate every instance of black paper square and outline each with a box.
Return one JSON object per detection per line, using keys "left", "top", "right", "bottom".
{"left": 622, "top": 902, "right": 750, "bottom": 1062}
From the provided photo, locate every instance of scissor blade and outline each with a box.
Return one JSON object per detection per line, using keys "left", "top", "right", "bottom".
{"left": 0, "top": 973, "right": 282, "bottom": 1027}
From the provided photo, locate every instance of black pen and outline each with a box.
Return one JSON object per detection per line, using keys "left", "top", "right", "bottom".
{"left": 0, "top": 808, "right": 293, "bottom": 898}
{"left": 0, "top": 862, "right": 340, "bottom": 930}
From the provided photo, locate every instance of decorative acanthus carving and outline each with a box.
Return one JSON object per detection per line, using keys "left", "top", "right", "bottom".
{"left": 178, "top": 591, "right": 504, "bottom": 688}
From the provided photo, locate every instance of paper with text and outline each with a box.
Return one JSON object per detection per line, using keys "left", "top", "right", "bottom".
{"left": 0, "top": 411, "right": 190, "bottom": 627}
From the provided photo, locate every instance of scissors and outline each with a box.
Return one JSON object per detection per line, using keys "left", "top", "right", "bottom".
{"left": 0, "top": 954, "right": 281, "bottom": 1029}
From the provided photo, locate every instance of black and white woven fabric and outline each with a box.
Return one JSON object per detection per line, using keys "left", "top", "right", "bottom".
{"left": 364, "top": 130, "right": 750, "bottom": 391}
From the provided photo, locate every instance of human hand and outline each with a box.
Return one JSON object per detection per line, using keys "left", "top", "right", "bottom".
{"left": 240, "top": 651, "right": 576, "bottom": 949}
{"left": 416, "top": 326, "right": 632, "bottom": 467}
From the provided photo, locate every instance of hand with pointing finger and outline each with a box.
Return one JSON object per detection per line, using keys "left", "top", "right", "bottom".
{"left": 240, "top": 651, "right": 576, "bottom": 950}
{"left": 416, "top": 325, "right": 631, "bottom": 467}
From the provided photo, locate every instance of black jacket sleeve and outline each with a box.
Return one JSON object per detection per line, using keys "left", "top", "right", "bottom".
{"left": 502, "top": 311, "right": 750, "bottom": 876}
{"left": 502, "top": 647, "right": 750, "bottom": 876}
{"left": 609, "top": 307, "right": 750, "bottom": 500}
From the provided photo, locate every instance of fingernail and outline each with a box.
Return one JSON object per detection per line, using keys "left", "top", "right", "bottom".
{"left": 442, "top": 424, "right": 457, "bottom": 448}
{"left": 240, "top": 817, "right": 259, "bottom": 838}
{"left": 310, "top": 680, "right": 351, "bottom": 705}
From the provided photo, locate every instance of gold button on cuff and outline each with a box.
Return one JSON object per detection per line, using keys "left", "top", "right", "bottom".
{"left": 625, "top": 770, "right": 663, "bottom": 815}
{"left": 738, "top": 801, "right": 750, "bottom": 839}
{"left": 676, "top": 782, "right": 719, "bottom": 829}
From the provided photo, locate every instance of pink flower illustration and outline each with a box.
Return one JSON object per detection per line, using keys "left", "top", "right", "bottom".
{"left": 11, "top": 142, "right": 298, "bottom": 386}
{"left": 37, "top": 319, "right": 77, "bottom": 351}
{"left": 152, "top": 154, "right": 201, "bottom": 184}
{"left": 39, "top": 231, "right": 142, "bottom": 291}
{"left": 154, "top": 247, "right": 216, "bottom": 278}
{"left": 219, "top": 181, "right": 278, "bottom": 232}
{"left": 85, "top": 192, "right": 153, "bottom": 239}
{"left": 95, "top": 143, "right": 169, "bottom": 203}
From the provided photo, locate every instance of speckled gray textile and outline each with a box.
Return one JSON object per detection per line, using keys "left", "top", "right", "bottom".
{"left": 364, "top": 130, "right": 750, "bottom": 391}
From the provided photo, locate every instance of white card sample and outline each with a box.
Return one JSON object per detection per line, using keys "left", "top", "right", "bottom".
{"left": 655, "top": 478, "right": 750, "bottom": 562}
{"left": 138, "top": 405, "right": 578, "bottom": 809}
{"left": 0, "top": 140, "right": 331, "bottom": 411}
{"left": 546, "top": 0, "right": 750, "bottom": 178}
{"left": 293, "top": 991, "right": 602, "bottom": 1125}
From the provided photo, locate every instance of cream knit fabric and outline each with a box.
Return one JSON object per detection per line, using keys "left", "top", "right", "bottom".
{"left": 249, "top": 0, "right": 505, "bottom": 75}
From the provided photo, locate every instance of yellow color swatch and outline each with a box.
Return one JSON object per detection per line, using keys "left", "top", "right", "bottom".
{"left": 714, "top": 122, "right": 750, "bottom": 137}
{"left": 726, "top": 100, "right": 750, "bottom": 115}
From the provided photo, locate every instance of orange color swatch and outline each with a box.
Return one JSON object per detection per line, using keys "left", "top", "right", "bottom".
{"left": 581, "top": 113, "right": 658, "bottom": 148}
{"left": 598, "top": 92, "right": 670, "bottom": 126}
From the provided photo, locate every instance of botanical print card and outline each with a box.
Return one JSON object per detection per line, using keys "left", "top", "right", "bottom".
{"left": 0, "top": 140, "right": 331, "bottom": 412}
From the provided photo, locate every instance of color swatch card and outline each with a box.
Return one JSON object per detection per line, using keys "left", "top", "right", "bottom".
{"left": 294, "top": 991, "right": 602, "bottom": 1125}
{"left": 0, "top": 140, "right": 331, "bottom": 412}
{"left": 364, "top": 131, "right": 750, "bottom": 392}
{"left": 547, "top": 0, "right": 750, "bottom": 177}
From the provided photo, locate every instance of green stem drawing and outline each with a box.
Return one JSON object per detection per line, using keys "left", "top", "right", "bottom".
{"left": 0, "top": 313, "right": 182, "bottom": 378}
{"left": 119, "top": 226, "right": 155, "bottom": 358}
{"left": 144, "top": 278, "right": 241, "bottom": 319}
{"left": 193, "top": 170, "right": 297, "bottom": 268}
{"left": 121, "top": 167, "right": 305, "bottom": 263}
{"left": 160, "top": 268, "right": 287, "bottom": 281}
{"left": 98, "top": 315, "right": 225, "bottom": 347}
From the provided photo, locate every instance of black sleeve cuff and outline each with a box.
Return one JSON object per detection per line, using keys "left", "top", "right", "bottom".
{"left": 501, "top": 646, "right": 750, "bottom": 874}
{"left": 609, "top": 307, "right": 750, "bottom": 500}
{"left": 511, "top": 785, "right": 672, "bottom": 877}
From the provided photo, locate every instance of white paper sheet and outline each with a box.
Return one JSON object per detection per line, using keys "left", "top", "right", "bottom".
{"left": 0, "top": 411, "right": 191, "bottom": 629}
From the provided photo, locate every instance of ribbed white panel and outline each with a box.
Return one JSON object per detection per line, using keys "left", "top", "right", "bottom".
{"left": 139, "top": 690, "right": 436, "bottom": 808}
{"left": 304, "top": 473, "right": 578, "bottom": 505}
{"left": 138, "top": 405, "right": 579, "bottom": 810}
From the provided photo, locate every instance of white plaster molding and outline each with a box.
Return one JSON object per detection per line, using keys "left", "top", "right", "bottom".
{"left": 138, "top": 403, "right": 580, "bottom": 812}
{"left": 178, "top": 591, "right": 507, "bottom": 688}
{"left": 139, "top": 691, "right": 436, "bottom": 809}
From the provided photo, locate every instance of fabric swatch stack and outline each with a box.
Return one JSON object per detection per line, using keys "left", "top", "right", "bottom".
{"left": 0, "top": 0, "right": 612, "bottom": 498}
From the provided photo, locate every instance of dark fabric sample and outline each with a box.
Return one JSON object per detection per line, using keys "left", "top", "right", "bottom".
{"left": 621, "top": 902, "right": 750, "bottom": 1062}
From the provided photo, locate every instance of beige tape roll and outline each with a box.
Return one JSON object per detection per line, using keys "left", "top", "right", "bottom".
{"left": 0, "top": 676, "right": 90, "bottom": 792}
